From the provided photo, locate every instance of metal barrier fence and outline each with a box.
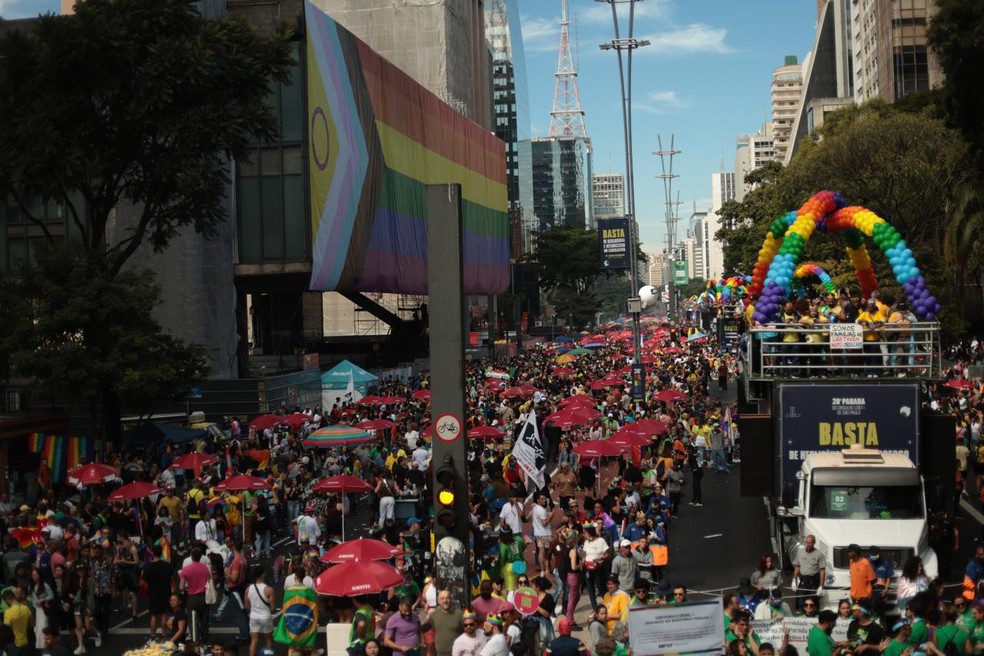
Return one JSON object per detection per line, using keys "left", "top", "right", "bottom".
{"left": 742, "top": 323, "right": 942, "bottom": 381}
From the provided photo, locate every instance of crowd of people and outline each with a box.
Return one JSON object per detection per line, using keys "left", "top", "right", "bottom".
{"left": 1, "top": 314, "right": 982, "bottom": 656}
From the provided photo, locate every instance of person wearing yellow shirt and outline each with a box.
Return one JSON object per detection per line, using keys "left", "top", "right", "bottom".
{"left": 857, "top": 299, "right": 886, "bottom": 376}
{"left": 3, "top": 588, "right": 32, "bottom": 654}
{"left": 602, "top": 575, "right": 630, "bottom": 633}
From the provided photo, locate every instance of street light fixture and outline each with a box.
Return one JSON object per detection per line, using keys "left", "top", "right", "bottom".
{"left": 597, "top": 0, "right": 648, "bottom": 402}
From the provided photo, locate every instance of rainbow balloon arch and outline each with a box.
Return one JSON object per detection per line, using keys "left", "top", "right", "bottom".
{"left": 695, "top": 276, "right": 751, "bottom": 306}
{"left": 748, "top": 190, "right": 941, "bottom": 324}
{"left": 791, "top": 263, "right": 836, "bottom": 298}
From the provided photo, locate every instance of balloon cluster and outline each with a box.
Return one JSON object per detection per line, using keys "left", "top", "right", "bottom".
{"left": 696, "top": 276, "right": 751, "bottom": 306}
{"left": 791, "top": 263, "right": 836, "bottom": 298}
{"left": 750, "top": 191, "right": 942, "bottom": 323}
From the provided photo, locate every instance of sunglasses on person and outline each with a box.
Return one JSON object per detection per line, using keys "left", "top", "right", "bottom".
{"left": 464, "top": 621, "right": 476, "bottom": 628}
{"left": 518, "top": 578, "right": 529, "bottom": 585}
{"left": 804, "top": 602, "right": 816, "bottom": 608}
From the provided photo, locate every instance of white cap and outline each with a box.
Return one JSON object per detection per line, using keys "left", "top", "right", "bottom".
{"left": 618, "top": 539, "right": 632, "bottom": 548}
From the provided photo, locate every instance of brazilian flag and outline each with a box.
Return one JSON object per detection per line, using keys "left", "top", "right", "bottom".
{"left": 274, "top": 586, "right": 319, "bottom": 647}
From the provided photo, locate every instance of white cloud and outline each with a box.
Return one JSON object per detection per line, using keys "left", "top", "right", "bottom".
{"left": 634, "top": 90, "right": 688, "bottom": 114}
{"left": 577, "top": 1, "right": 672, "bottom": 27}
{"left": 519, "top": 15, "right": 560, "bottom": 53}
{"left": 639, "top": 24, "right": 733, "bottom": 55}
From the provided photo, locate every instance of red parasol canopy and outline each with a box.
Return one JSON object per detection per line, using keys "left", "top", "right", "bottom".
{"left": 319, "top": 538, "right": 403, "bottom": 564}
{"left": 944, "top": 379, "right": 975, "bottom": 391}
{"left": 314, "top": 560, "right": 405, "bottom": 596}
{"left": 108, "top": 482, "right": 163, "bottom": 502}
{"left": 608, "top": 428, "right": 651, "bottom": 448}
{"left": 467, "top": 425, "right": 504, "bottom": 440}
{"left": 312, "top": 474, "right": 373, "bottom": 494}
{"left": 573, "top": 440, "right": 624, "bottom": 459}
{"left": 552, "top": 367, "right": 575, "bottom": 377}
{"left": 653, "top": 389, "right": 688, "bottom": 403}
{"left": 500, "top": 386, "right": 532, "bottom": 400}
{"left": 169, "top": 452, "right": 219, "bottom": 479}
{"left": 249, "top": 414, "right": 284, "bottom": 430}
{"left": 281, "top": 413, "right": 312, "bottom": 431}
{"left": 631, "top": 418, "right": 670, "bottom": 436}
{"left": 559, "top": 395, "right": 596, "bottom": 408}
{"left": 214, "top": 475, "right": 269, "bottom": 492}
{"left": 412, "top": 389, "right": 431, "bottom": 401}
{"left": 67, "top": 463, "right": 120, "bottom": 487}
{"left": 357, "top": 419, "right": 397, "bottom": 431}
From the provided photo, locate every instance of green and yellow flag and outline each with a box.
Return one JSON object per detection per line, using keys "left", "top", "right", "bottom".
{"left": 273, "top": 585, "right": 319, "bottom": 647}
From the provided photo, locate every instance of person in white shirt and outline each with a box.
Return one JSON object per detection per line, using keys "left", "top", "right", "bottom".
{"left": 531, "top": 493, "right": 553, "bottom": 576}
{"left": 405, "top": 424, "right": 420, "bottom": 450}
{"left": 294, "top": 507, "right": 321, "bottom": 546}
{"left": 412, "top": 445, "right": 429, "bottom": 473}
{"left": 480, "top": 616, "right": 509, "bottom": 656}
{"left": 498, "top": 492, "right": 525, "bottom": 535}
{"left": 282, "top": 561, "right": 314, "bottom": 590}
{"left": 195, "top": 512, "right": 218, "bottom": 544}
{"left": 452, "top": 611, "right": 486, "bottom": 656}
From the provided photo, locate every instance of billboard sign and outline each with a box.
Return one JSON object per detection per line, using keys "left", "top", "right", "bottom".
{"left": 778, "top": 383, "right": 920, "bottom": 489}
{"left": 598, "top": 217, "right": 630, "bottom": 269}
{"left": 673, "top": 260, "right": 688, "bottom": 285}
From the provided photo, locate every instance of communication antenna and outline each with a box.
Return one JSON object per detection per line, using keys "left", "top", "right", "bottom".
{"left": 654, "top": 134, "right": 682, "bottom": 257}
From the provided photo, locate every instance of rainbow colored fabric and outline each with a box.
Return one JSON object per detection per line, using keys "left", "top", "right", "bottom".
{"left": 791, "top": 263, "right": 836, "bottom": 297}
{"left": 302, "top": 426, "right": 374, "bottom": 448}
{"left": 28, "top": 434, "right": 94, "bottom": 484}
{"left": 305, "top": 0, "right": 509, "bottom": 294}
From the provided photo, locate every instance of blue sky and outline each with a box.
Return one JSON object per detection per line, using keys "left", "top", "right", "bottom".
{"left": 518, "top": 0, "right": 817, "bottom": 254}
{"left": 0, "top": 0, "right": 60, "bottom": 18}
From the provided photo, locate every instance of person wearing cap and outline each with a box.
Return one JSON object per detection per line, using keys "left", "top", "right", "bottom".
{"left": 736, "top": 577, "right": 760, "bottom": 614}
{"left": 451, "top": 610, "right": 485, "bottom": 656}
{"left": 610, "top": 540, "right": 638, "bottom": 594}
{"left": 545, "top": 617, "right": 589, "bottom": 656}
{"left": 883, "top": 619, "right": 912, "bottom": 656}
{"left": 807, "top": 610, "right": 849, "bottom": 656}
{"left": 847, "top": 544, "right": 876, "bottom": 604}
{"left": 480, "top": 615, "right": 509, "bottom": 656}
{"left": 845, "top": 600, "right": 887, "bottom": 655}
{"left": 602, "top": 575, "right": 629, "bottom": 633}
{"left": 754, "top": 588, "right": 792, "bottom": 620}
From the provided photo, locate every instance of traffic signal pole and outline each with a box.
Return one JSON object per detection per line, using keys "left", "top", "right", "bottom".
{"left": 426, "top": 184, "right": 471, "bottom": 609}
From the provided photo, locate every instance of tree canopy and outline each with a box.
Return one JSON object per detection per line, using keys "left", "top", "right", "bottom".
{"left": 0, "top": 0, "right": 293, "bottom": 275}
{"left": 0, "top": 0, "right": 293, "bottom": 440}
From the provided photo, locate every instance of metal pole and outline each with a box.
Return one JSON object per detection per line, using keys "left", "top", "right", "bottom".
{"left": 598, "top": 0, "right": 649, "bottom": 401}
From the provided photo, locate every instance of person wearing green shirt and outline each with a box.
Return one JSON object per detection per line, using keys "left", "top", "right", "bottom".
{"left": 726, "top": 612, "right": 762, "bottom": 655}
{"left": 349, "top": 596, "right": 376, "bottom": 649}
{"left": 807, "top": 610, "right": 849, "bottom": 656}
{"left": 933, "top": 605, "right": 971, "bottom": 656}
{"left": 906, "top": 597, "right": 931, "bottom": 651}
{"left": 884, "top": 620, "right": 913, "bottom": 656}
{"left": 630, "top": 581, "right": 653, "bottom": 607}
{"left": 955, "top": 598, "right": 975, "bottom": 633}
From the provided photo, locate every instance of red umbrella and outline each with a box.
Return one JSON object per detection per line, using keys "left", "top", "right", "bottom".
{"left": 609, "top": 428, "right": 651, "bottom": 448}
{"left": 319, "top": 538, "right": 403, "bottom": 564}
{"left": 108, "top": 482, "right": 163, "bottom": 502}
{"left": 546, "top": 409, "right": 596, "bottom": 430}
{"left": 312, "top": 474, "right": 373, "bottom": 494}
{"left": 662, "top": 347, "right": 684, "bottom": 355}
{"left": 379, "top": 396, "right": 404, "bottom": 406}
{"left": 944, "top": 379, "right": 975, "bottom": 391}
{"left": 573, "top": 440, "right": 624, "bottom": 459}
{"left": 412, "top": 389, "right": 431, "bottom": 401}
{"left": 631, "top": 418, "right": 669, "bottom": 436}
{"left": 653, "top": 389, "right": 688, "bottom": 403}
{"left": 559, "top": 396, "right": 596, "bottom": 408}
{"left": 250, "top": 414, "right": 284, "bottom": 430}
{"left": 552, "top": 367, "right": 575, "bottom": 377}
{"left": 467, "top": 425, "right": 504, "bottom": 440}
{"left": 214, "top": 475, "right": 269, "bottom": 492}
{"left": 67, "top": 463, "right": 120, "bottom": 487}
{"left": 357, "top": 395, "right": 386, "bottom": 406}
{"left": 169, "top": 452, "right": 219, "bottom": 479}
{"left": 500, "top": 386, "right": 531, "bottom": 399}
{"left": 357, "top": 419, "right": 397, "bottom": 431}
{"left": 281, "top": 413, "right": 312, "bottom": 431}
{"left": 314, "top": 560, "right": 405, "bottom": 596}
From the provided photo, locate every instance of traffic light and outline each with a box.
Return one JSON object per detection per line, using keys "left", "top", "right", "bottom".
{"left": 435, "top": 455, "right": 457, "bottom": 530}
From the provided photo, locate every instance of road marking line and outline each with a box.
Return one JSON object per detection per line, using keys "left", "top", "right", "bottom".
{"left": 111, "top": 610, "right": 147, "bottom": 632}
{"left": 961, "top": 497, "right": 984, "bottom": 524}
{"left": 704, "top": 533, "right": 723, "bottom": 539}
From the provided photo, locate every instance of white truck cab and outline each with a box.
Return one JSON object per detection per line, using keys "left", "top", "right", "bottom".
{"left": 778, "top": 444, "right": 937, "bottom": 606}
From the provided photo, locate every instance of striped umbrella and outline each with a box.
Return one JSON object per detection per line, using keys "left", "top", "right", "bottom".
{"left": 303, "top": 426, "right": 375, "bottom": 448}
{"left": 67, "top": 463, "right": 120, "bottom": 487}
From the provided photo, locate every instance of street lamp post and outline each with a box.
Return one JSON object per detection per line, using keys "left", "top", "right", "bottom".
{"left": 598, "top": 0, "right": 649, "bottom": 401}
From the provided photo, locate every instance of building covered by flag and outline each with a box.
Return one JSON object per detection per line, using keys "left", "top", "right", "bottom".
{"left": 321, "top": 360, "right": 378, "bottom": 408}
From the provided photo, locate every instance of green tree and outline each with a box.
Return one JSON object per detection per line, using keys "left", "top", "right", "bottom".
{"left": 0, "top": 0, "right": 292, "bottom": 441}
{"left": 0, "top": 243, "right": 210, "bottom": 439}
{"left": 928, "top": 0, "right": 984, "bottom": 169}
{"left": 0, "top": 0, "right": 293, "bottom": 274}
{"left": 521, "top": 226, "right": 612, "bottom": 328}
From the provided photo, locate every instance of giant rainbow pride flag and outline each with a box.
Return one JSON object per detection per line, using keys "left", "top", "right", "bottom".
{"left": 28, "top": 434, "right": 95, "bottom": 484}
{"left": 305, "top": 0, "right": 510, "bottom": 295}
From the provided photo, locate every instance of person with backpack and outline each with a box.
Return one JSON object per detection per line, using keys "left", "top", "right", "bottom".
{"left": 932, "top": 604, "right": 971, "bottom": 656}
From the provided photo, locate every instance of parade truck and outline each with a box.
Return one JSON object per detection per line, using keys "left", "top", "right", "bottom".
{"left": 738, "top": 322, "right": 954, "bottom": 611}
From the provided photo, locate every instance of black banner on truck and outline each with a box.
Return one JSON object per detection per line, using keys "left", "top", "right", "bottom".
{"left": 778, "top": 383, "right": 920, "bottom": 489}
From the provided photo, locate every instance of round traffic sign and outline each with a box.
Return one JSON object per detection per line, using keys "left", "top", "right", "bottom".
{"left": 512, "top": 586, "right": 539, "bottom": 615}
{"left": 434, "top": 413, "right": 463, "bottom": 443}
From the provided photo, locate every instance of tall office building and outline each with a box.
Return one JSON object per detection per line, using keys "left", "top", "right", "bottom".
{"left": 592, "top": 173, "right": 625, "bottom": 222}
{"left": 772, "top": 56, "right": 804, "bottom": 163}
{"left": 853, "top": 0, "right": 943, "bottom": 104}
{"left": 687, "top": 212, "right": 708, "bottom": 281}
{"left": 517, "top": 137, "right": 592, "bottom": 254}
{"left": 702, "top": 171, "right": 735, "bottom": 280}
{"left": 734, "top": 123, "right": 775, "bottom": 201}
{"left": 487, "top": 0, "right": 530, "bottom": 208}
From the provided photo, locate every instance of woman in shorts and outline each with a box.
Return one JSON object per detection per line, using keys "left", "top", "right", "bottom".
{"left": 244, "top": 564, "right": 276, "bottom": 656}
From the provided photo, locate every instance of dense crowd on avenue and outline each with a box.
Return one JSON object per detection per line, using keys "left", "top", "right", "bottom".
{"left": 1, "top": 309, "right": 983, "bottom": 656}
